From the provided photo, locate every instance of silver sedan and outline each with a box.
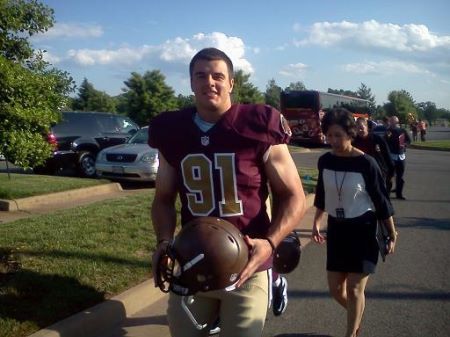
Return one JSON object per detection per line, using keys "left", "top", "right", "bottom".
{"left": 95, "top": 127, "right": 159, "bottom": 182}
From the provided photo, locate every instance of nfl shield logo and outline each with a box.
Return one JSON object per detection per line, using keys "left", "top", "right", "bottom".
{"left": 201, "top": 136, "right": 210, "bottom": 146}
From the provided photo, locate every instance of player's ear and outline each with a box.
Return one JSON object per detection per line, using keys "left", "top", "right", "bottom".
{"left": 229, "top": 78, "right": 234, "bottom": 93}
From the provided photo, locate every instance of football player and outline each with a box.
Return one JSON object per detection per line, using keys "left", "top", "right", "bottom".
{"left": 149, "top": 47, "right": 306, "bottom": 337}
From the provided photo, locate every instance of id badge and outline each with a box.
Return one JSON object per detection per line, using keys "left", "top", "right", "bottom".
{"left": 336, "top": 208, "right": 345, "bottom": 219}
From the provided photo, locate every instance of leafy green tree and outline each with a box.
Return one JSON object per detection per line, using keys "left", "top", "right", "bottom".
{"left": 327, "top": 88, "right": 358, "bottom": 97}
{"left": 416, "top": 101, "right": 438, "bottom": 126}
{"left": 122, "top": 70, "right": 178, "bottom": 125}
{"left": 384, "top": 90, "right": 416, "bottom": 124}
{"left": 72, "top": 78, "right": 116, "bottom": 112}
{"left": 285, "top": 81, "right": 307, "bottom": 92}
{"left": 264, "top": 79, "right": 282, "bottom": 109}
{"left": 357, "top": 83, "right": 376, "bottom": 110}
{"left": 0, "top": 0, "right": 74, "bottom": 169}
{"left": 232, "top": 70, "right": 264, "bottom": 104}
{"left": 176, "top": 94, "right": 195, "bottom": 109}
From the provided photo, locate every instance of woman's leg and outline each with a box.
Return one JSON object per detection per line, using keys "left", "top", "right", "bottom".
{"left": 327, "top": 271, "right": 348, "bottom": 308}
{"left": 345, "top": 273, "right": 370, "bottom": 337}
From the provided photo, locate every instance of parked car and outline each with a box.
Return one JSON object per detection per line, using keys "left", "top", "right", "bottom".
{"left": 35, "top": 111, "right": 139, "bottom": 177}
{"left": 95, "top": 127, "right": 159, "bottom": 182}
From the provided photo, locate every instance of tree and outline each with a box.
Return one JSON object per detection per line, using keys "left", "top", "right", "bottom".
{"left": 357, "top": 83, "right": 376, "bottom": 110}
{"left": 384, "top": 90, "right": 416, "bottom": 124}
{"left": 232, "top": 70, "right": 264, "bottom": 104}
{"left": 0, "top": 0, "right": 74, "bottom": 169}
{"left": 327, "top": 88, "right": 358, "bottom": 97}
{"left": 264, "top": 79, "right": 282, "bottom": 109}
{"left": 72, "top": 78, "right": 116, "bottom": 112}
{"left": 416, "top": 101, "right": 438, "bottom": 125}
{"left": 176, "top": 94, "right": 195, "bottom": 109}
{"left": 122, "top": 70, "right": 178, "bottom": 125}
{"left": 285, "top": 81, "right": 307, "bottom": 92}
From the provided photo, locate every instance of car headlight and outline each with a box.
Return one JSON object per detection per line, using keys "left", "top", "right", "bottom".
{"left": 141, "top": 152, "right": 158, "bottom": 163}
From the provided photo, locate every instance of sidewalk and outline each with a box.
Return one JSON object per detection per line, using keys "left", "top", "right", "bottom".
{"left": 0, "top": 183, "right": 146, "bottom": 224}
{"left": 27, "top": 194, "right": 316, "bottom": 337}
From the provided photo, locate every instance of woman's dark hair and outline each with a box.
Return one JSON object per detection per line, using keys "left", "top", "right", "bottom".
{"left": 189, "top": 47, "right": 234, "bottom": 80}
{"left": 321, "top": 108, "right": 357, "bottom": 138}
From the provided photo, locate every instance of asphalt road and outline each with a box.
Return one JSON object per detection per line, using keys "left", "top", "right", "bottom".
{"left": 262, "top": 147, "right": 450, "bottom": 337}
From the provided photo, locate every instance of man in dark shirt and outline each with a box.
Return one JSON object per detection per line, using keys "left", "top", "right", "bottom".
{"left": 149, "top": 47, "right": 306, "bottom": 337}
{"left": 353, "top": 117, "right": 394, "bottom": 191}
{"left": 385, "top": 116, "right": 411, "bottom": 200}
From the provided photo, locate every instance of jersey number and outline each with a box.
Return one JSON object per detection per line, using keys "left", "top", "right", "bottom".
{"left": 181, "top": 153, "right": 243, "bottom": 217}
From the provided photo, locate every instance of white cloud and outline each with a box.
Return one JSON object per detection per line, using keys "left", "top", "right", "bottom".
{"left": 41, "top": 51, "right": 61, "bottom": 65}
{"left": 61, "top": 32, "right": 254, "bottom": 74}
{"left": 279, "top": 63, "right": 308, "bottom": 78}
{"left": 66, "top": 45, "right": 154, "bottom": 66}
{"left": 343, "top": 60, "right": 434, "bottom": 76}
{"left": 34, "top": 22, "right": 103, "bottom": 40}
{"left": 294, "top": 20, "right": 450, "bottom": 54}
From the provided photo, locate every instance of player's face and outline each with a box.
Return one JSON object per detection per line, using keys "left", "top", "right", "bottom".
{"left": 190, "top": 59, "right": 234, "bottom": 119}
{"left": 326, "top": 124, "right": 352, "bottom": 153}
{"left": 356, "top": 120, "right": 368, "bottom": 137}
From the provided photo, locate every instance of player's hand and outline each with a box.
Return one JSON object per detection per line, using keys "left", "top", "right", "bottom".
{"left": 152, "top": 240, "right": 170, "bottom": 288}
{"left": 236, "top": 235, "right": 273, "bottom": 288}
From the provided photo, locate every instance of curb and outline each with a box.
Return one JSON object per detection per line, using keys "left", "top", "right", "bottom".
{"left": 27, "top": 194, "right": 316, "bottom": 337}
{"left": 409, "top": 144, "right": 450, "bottom": 152}
{"left": 28, "top": 280, "right": 165, "bottom": 337}
{"left": 0, "top": 183, "right": 123, "bottom": 212}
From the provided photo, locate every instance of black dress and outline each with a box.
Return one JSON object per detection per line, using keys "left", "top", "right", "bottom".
{"left": 314, "top": 153, "right": 394, "bottom": 274}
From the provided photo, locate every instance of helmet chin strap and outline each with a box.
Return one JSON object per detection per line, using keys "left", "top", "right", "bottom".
{"left": 181, "top": 296, "right": 208, "bottom": 330}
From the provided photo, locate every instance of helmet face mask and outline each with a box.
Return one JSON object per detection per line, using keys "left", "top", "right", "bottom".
{"left": 156, "top": 217, "right": 249, "bottom": 296}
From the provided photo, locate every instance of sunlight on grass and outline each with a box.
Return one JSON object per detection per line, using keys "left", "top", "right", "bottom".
{"left": 0, "top": 173, "right": 109, "bottom": 199}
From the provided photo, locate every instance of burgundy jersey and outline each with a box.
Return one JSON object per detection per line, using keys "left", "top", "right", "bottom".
{"left": 149, "top": 104, "right": 291, "bottom": 239}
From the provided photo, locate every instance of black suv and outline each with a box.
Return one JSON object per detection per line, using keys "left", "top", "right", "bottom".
{"left": 36, "top": 111, "right": 139, "bottom": 177}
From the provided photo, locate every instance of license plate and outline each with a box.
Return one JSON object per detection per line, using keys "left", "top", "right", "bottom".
{"left": 112, "top": 166, "right": 124, "bottom": 174}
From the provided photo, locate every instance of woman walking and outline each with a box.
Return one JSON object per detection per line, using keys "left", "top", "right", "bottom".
{"left": 312, "top": 108, "right": 398, "bottom": 337}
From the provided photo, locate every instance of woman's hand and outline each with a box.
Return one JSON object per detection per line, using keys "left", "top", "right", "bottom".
{"left": 312, "top": 223, "right": 326, "bottom": 244}
{"left": 387, "top": 232, "right": 398, "bottom": 255}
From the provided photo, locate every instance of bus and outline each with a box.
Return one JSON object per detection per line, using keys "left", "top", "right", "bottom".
{"left": 280, "top": 90, "right": 371, "bottom": 144}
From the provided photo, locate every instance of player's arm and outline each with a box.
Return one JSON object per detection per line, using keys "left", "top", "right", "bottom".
{"left": 265, "top": 144, "right": 306, "bottom": 246}
{"left": 151, "top": 153, "right": 177, "bottom": 286}
{"left": 237, "top": 144, "right": 306, "bottom": 286}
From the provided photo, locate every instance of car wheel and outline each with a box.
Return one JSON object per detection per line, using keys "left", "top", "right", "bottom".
{"left": 78, "top": 152, "right": 97, "bottom": 177}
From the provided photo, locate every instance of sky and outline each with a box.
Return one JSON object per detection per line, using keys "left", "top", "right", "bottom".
{"left": 33, "top": 0, "right": 450, "bottom": 109}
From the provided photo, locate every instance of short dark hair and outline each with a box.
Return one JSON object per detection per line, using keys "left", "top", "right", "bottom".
{"left": 189, "top": 48, "right": 234, "bottom": 80}
{"left": 321, "top": 108, "right": 357, "bottom": 138}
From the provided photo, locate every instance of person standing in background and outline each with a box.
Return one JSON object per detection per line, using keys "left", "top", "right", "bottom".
{"left": 353, "top": 117, "right": 394, "bottom": 191}
{"left": 385, "top": 116, "right": 411, "bottom": 200}
{"left": 418, "top": 119, "right": 427, "bottom": 142}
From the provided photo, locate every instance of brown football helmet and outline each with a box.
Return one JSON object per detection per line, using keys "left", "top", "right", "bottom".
{"left": 273, "top": 231, "right": 301, "bottom": 274}
{"left": 156, "top": 217, "right": 249, "bottom": 296}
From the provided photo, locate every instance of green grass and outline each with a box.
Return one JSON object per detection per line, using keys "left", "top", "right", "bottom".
{"left": 0, "top": 173, "right": 109, "bottom": 199}
{"left": 0, "top": 191, "right": 159, "bottom": 337}
{"left": 410, "top": 139, "right": 450, "bottom": 151}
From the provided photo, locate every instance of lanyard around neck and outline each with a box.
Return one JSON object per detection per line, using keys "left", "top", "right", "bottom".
{"left": 334, "top": 171, "right": 347, "bottom": 203}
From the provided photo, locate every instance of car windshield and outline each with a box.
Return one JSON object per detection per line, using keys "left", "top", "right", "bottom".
{"left": 128, "top": 128, "right": 149, "bottom": 144}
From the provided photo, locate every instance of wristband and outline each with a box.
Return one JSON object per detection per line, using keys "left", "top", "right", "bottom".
{"left": 157, "top": 239, "right": 170, "bottom": 246}
{"left": 265, "top": 237, "right": 276, "bottom": 254}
